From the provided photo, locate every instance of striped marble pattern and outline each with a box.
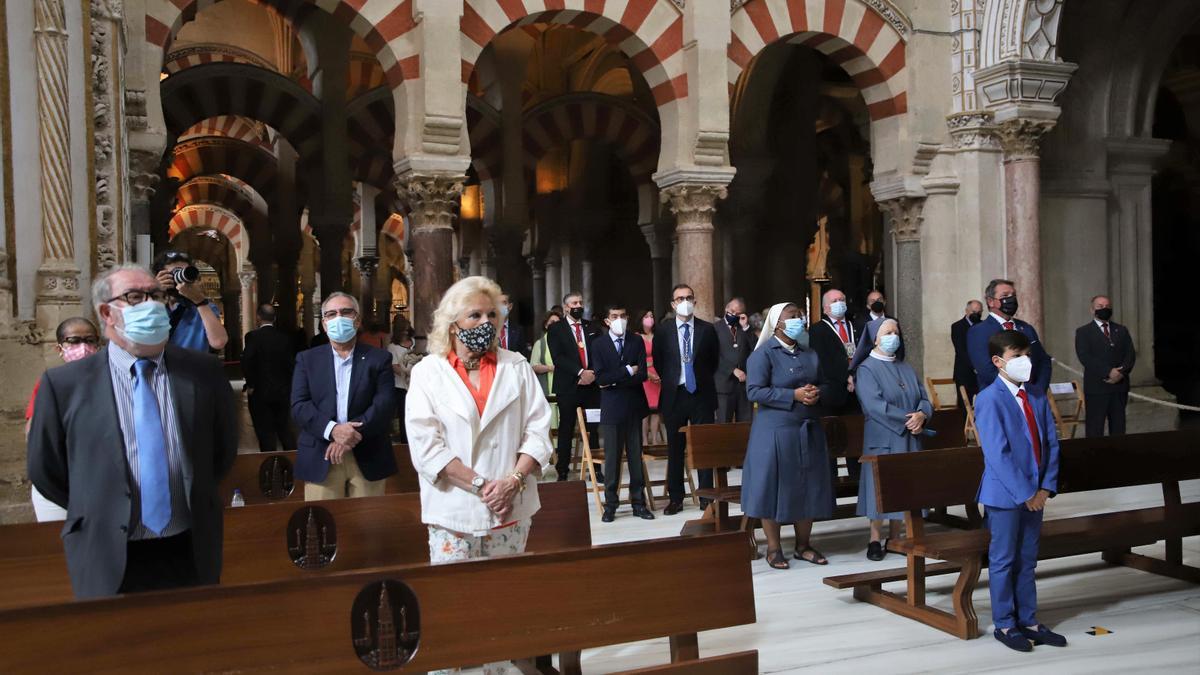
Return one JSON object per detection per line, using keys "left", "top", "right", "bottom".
{"left": 168, "top": 203, "right": 246, "bottom": 259}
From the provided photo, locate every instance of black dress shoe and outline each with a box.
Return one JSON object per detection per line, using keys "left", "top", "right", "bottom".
{"left": 866, "top": 541, "right": 885, "bottom": 561}
{"left": 632, "top": 507, "right": 656, "bottom": 520}
{"left": 994, "top": 628, "right": 1033, "bottom": 652}
{"left": 594, "top": 471, "right": 605, "bottom": 483}
{"left": 1020, "top": 625, "right": 1067, "bottom": 647}
{"left": 556, "top": 471, "right": 568, "bottom": 482}
{"left": 601, "top": 510, "right": 615, "bottom": 523}
{"left": 663, "top": 501, "right": 684, "bottom": 515}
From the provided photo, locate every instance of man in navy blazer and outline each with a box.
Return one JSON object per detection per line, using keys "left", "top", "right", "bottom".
{"left": 591, "top": 304, "right": 655, "bottom": 522}
{"left": 968, "top": 279, "right": 1052, "bottom": 394}
{"left": 974, "top": 329, "right": 1065, "bottom": 652}
{"left": 291, "top": 292, "right": 397, "bottom": 500}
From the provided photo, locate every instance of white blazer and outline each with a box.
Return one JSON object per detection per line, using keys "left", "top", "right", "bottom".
{"left": 406, "top": 348, "right": 553, "bottom": 534}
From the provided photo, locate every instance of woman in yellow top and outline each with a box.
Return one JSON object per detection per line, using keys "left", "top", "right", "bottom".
{"left": 529, "top": 310, "right": 561, "bottom": 430}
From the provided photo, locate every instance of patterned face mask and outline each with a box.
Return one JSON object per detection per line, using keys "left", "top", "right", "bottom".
{"left": 455, "top": 320, "right": 496, "bottom": 354}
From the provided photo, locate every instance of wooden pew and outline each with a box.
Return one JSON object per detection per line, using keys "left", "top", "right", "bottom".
{"left": 0, "top": 532, "right": 757, "bottom": 674}
{"left": 823, "top": 429, "right": 1200, "bottom": 639}
{"left": 217, "top": 443, "right": 419, "bottom": 507}
{"left": 0, "top": 480, "right": 588, "bottom": 612}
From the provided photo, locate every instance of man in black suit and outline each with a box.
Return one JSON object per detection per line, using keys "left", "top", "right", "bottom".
{"left": 591, "top": 304, "right": 655, "bottom": 522}
{"left": 498, "top": 293, "right": 530, "bottom": 359}
{"left": 242, "top": 304, "right": 298, "bottom": 452}
{"left": 715, "top": 296, "right": 753, "bottom": 423}
{"left": 808, "top": 288, "right": 854, "bottom": 415}
{"left": 28, "top": 265, "right": 238, "bottom": 599}
{"left": 291, "top": 292, "right": 397, "bottom": 500}
{"left": 652, "top": 283, "right": 720, "bottom": 515}
{"left": 1075, "top": 295, "right": 1136, "bottom": 437}
{"left": 547, "top": 291, "right": 602, "bottom": 481}
{"left": 951, "top": 299, "right": 984, "bottom": 409}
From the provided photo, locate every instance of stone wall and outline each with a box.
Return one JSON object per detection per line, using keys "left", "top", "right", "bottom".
{"left": 0, "top": 338, "right": 53, "bottom": 524}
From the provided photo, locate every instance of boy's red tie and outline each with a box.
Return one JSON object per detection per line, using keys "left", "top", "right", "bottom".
{"left": 1016, "top": 390, "right": 1042, "bottom": 468}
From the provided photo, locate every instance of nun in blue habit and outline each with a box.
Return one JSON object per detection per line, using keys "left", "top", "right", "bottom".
{"left": 741, "top": 302, "right": 836, "bottom": 570}
{"left": 854, "top": 318, "right": 933, "bottom": 561}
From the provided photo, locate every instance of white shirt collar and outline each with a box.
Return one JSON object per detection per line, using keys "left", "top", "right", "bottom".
{"left": 1094, "top": 318, "right": 1110, "bottom": 330}
{"left": 869, "top": 350, "right": 895, "bottom": 362}
{"left": 774, "top": 336, "right": 795, "bottom": 352}
{"left": 609, "top": 330, "right": 625, "bottom": 342}
{"left": 870, "top": 312, "right": 885, "bottom": 321}
{"left": 330, "top": 344, "right": 354, "bottom": 364}
{"left": 990, "top": 313, "right": 1013, "bottom": 327}
{"left": 675, "top": 316, "right": 693, "bottom": 328}
{"left": 998, "top": 374, "right": 1024, "bottom": 399}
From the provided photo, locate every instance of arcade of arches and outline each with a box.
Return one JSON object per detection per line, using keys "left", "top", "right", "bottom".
{"left": 0, "top": 0, "right": 1198, "bottom": 520}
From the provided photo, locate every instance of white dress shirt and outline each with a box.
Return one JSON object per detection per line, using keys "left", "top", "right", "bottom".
{"left": 323, "top": 346, "right": 355, "bottom": 440}
{"left": 609, "top": 331, "right": 635, "bottom": 376}
{"left": 675, "top": 316, "right": 695, "bottom": 385}
{"left": 990, "top": 313, "right": 1016, "bottom": 329}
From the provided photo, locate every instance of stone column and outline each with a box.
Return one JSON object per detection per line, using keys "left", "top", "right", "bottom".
{"left": 528, "top": 255, "right": 546, "bottom": 323}
{"left": 878, "top": 197, "right": 927, "bottom": 378}
{"left": 640, "top": 222, "right": 674, "bottom": 318}
{"left": 299, "top": 235, "right": 317, "bottom": 340}
{"left": 559, "top": 243, "right": 573, "bottom": 299}
{"left": 239, "top": 265, "right": 258, "bottom": 339}
{"left": 354, "top": 256, "right": 380, "bottom": 325}
{"left": 396, "top": 173, "right": 464, "bottom": 337}
{"left": 660, "top": 184, "right": 728, "bottom": 321}
{"left": 580, "top": 256, "right": 594, "bottom": 319}
{"left": 223, "top": 289, "right": 243, "bottom": 359}
{"left": 34, "top": 0, "right": 81, "bottom": 329}
{"left": 995, "top": 119, "right": 1055, "bottom": 332}
{"left": 313, "top": 223, "right": 349, "bottom": 295}
{"left": 543, "top": 253, "right": 561, "bottom": 311}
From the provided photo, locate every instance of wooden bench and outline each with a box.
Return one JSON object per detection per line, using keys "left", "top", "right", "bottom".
{"left": 0, "top": 480, "right": 589, "bottom": 612}
{"left": 823, "top": 429, "right": 1200, "bottom": 639}
{"left": 0, "top": 532, "right": 758, "bottom": 674}
{"left": 217, "top": 443, "right": 419, "bottom": 507}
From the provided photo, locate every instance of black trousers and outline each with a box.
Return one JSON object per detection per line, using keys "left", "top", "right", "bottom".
{"left": 664, "top": 386, "right": 715, "bottom": 503}
{"left": 601, "top": 422, "right": 646, "bottom": 509}
{"left": 394, "top": 388, "right": 408, "bottom": 443}
{"left": 716, "top": 385, "right": 752, "bottom": 423}
{"left": 555, "top": 388, "right": 598, "bottom": 477}
{"left": 1085, "top": 391, "right": 1128, "bottom": 437}
{"left": 118, "top": 531, "right": 200, "bottom": 594}
{"left": 249, "top": 394, "right": 296, "bottom": 452}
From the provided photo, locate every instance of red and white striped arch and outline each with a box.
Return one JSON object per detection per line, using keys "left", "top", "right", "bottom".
{"left": 179, "top": 116, "right": 273, "bottom": 150}
{"left": 460, "top": 0, "right": 686, "bottom": 108}
{"left": 729, "top": 0, "right": 908, "bottom": 120}
{"left": 381, "top": 214, "right": 406, "bottom": 244}
{"left": 163, "top": 44, "right": 275, "bottom": 75}
{"left": 168, "top": 204, "right": 248, "bottom": 262}
{"left": 145, "top": 0, "right": 420, "bottom": 87}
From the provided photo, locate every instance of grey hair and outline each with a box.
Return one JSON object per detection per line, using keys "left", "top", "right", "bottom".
{"left": 985, "top": 279, "right": 1015, "bottom": 299}
{"left": 821, "top": 288, "right": 844, "bottom": 309}
{"left": 562, "top": 291, "right": 582, "bottom": 305}
{"left": 91, "top": 263, "right": 155, "bottom": 312}
{"left": 321, "top": 291, "right": 360, "bottom": 315}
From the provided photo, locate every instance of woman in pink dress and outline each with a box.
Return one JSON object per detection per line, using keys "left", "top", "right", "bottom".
{"left": 638, "top": 310, "right": 664, "bottom": 445}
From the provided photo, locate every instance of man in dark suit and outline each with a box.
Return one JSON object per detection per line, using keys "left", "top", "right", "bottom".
{"left": 715, "top": 296, "right": 753, "bottom": 423}
{"left": 291, "top": 292, "right": 397, "bottom": 500}
{"left": 28, "top": 265, "right": 238, "bottom": 599}
{"left": 498, "top": 293, "right": 530, "bottom": 359}
{"left": 547, "top": 291, "right": 602, "bottom": 481}
{"left": 968, "top": 279, "right": 1052, "bottom": 394}
{"left": 1074, "top": 295, "right": 1136, "bottom": 437}
{"left": 242, "top": 303, "right": 298, "bottom": 452}
{"left": 652, "top": 283, "right": 720, "bottom": 515}
{"left": 591, "top": 304, "right": 655, "bottom": 522}
{"left": 951, "top": 300, "right": 984, "bottom": 409}
{"left": 808, "top": 288, "right": 854, "bottom": 415}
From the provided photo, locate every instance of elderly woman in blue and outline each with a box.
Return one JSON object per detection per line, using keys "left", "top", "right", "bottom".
{"left": 855, "top": 319, "right": 933, "bottom": 560}
{"left": 742, "top": 302, "right": 836, "bottom": 570}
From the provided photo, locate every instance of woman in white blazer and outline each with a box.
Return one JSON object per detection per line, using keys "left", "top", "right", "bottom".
{"left": 406, "top": 276, "right": 553, "bottom": 565}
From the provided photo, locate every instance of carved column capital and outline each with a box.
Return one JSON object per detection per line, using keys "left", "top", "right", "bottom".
{"left": 353, "top": 255, "right": 380, "bottom": 277}
{"left": 878, "top": 196, "right": 927, "bottom": 243}
{"left": 129, "top": 149, "right": 161, "bottom": 201}
{"left": 394, "top": 173, "right": 465, "bottom": 233}
{"left": 947, "top": 111, "right": 1001, "bottom": 151}
{"left": 660, "top": 184, "right": 727, "bottom": 234}
{"left": 238, "top": 269, "right": 258, "bottom": 291}
{"left": 995, "top": 118, "right": 1056, "bottom": 161}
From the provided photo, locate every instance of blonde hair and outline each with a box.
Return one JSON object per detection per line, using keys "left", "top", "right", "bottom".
{"left": 427, "top": 276, "right": 504, "bottom": 357}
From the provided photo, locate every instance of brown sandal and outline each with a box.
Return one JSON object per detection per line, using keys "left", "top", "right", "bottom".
{"left": 765, "top": 549, "right": 790, "bottom": 569}
{"left": 793, "top": 546, "right": 828, "bottom": 565}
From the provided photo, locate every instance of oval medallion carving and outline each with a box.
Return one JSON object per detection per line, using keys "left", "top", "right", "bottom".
{"left": 258, "top": 455, "right": 295, "bottom": 500}
{"left": 286, "top": 506, "right": 337, "bottom": 570}
{"left": 351, "top": 579, "right": 421, "bottom": 670}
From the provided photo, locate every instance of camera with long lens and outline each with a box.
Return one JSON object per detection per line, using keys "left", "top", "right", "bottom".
{"left": 170, "top": 264, "right": 200, "bottom": 288}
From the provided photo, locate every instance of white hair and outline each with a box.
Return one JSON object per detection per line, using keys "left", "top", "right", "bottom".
{"left": 427, "top": 276, "right": 503, "bottom": 357}
{"left": 91, "top": 263, "right": 154, "bottom": 312}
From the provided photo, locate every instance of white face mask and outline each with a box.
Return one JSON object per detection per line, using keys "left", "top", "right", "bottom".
{"left": 1002, "top": 355, "right": 1033, "bottom": 383}
{"left": 609, "top": 318, "right": 627, "bottom": 337}
{"left": 675, "top": 300, "right": 694, "bottom": 318}
{"left": 829, "top": 300, "right": 847, "bottom": 319}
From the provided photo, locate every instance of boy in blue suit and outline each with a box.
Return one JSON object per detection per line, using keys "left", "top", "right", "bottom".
{"left": 590, "top": 304, "right": 655, "bottom": 523}
{"left": 975, "top": 330, "right": 1065, "bottom": 652}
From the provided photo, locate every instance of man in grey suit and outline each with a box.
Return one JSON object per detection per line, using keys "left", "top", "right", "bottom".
{"left": 28, "top": 264, "right": 237, "bottom": 599}
{"left": 714, "top": 297, "right": 753, "bottom": 422}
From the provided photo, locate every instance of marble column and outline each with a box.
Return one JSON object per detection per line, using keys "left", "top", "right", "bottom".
{"left": 559, "top": 243, "right": 573, "bottom": 300}
{"left": 354, "top": 256, "right": 380, "bottom": 325}
{"left": 528, "top": 256, "right": 546, "bottom": 323}
{"left": 396, "top": 173, "right": 464, "bottom": 337}
{"left": 34, "top": 0, "right": 81, "bottom": 330}
{"left": 239, "top": 266, "right": 258, "bottom": 339}
{"left": 640, "top": 222, "right": 674, "bottom": 318}
{"left": 580, "top": 256, "right": 594, "bottom": 319}
{"left": 543, "top": 254, "right": 561, "bottom": 311}
{"left": 313, "top": 223, "right": 349, "bottom": 295}
{"left": 879, "top": 197, "right": 927, "bottom": 378}
{"left": 996, "top": 119, "right": 1055, "bottom": 333}
{"left": 299, "top": 235, "right": 316, "bottom": 340}
{"left": 661, "top": 184, "right": 728, "bottom": 321}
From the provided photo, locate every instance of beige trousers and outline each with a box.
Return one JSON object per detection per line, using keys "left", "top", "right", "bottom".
{"left": 303, "top": 453, "right": 386, "bottom": 501}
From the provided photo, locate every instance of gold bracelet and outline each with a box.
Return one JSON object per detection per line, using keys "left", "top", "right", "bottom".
{"left": 510, "top": 471, "right": 525, "bottom": 493}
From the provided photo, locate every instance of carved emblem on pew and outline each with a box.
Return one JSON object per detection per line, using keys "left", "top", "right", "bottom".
{"left": 287, "top": 506, "right": 338, "bottom": 569}
{"left": 352, "top": 580, "right": 421, "bottom": 670}
{"left": 259, "top": 455, "right": 295, "bottom": 500}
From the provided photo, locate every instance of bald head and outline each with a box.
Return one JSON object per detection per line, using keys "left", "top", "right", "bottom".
{"left": 822, "top": 289, "right": 845, "bottom": 313}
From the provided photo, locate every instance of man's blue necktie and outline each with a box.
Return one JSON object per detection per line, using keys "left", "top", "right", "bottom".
{"left": 616, "top": 337, "right": 624, "bottom": 354}
{"left": 682, "top": 323, "right": 696, "bottom": 394}
{"left": 133, "top": 359, "right": 171, "bottom": 535}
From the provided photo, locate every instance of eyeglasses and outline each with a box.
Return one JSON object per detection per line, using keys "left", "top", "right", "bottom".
{"left": 60, "top": 336, "right": 99, "bottom": 346}
{"left": 673, "top": 295, "right": 695, "bottom": 303}
{"left": 107, "top": 289, "right": 168, "bottom": 305}
{"left": 322, "top": 308, "right": 358, "bottom": 320}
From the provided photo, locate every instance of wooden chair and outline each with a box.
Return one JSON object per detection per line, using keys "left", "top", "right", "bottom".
{"left": 575, "top": 408, "right": 657, "bottom": 515}
{"left": 925, "top": 377, "right": 960, "bottom": 411}
{"left": 1047, "top": 379, "right": 1086, "bottom": 439}
{"left": 958, "top": 385, "right": 979, "bottom": 445}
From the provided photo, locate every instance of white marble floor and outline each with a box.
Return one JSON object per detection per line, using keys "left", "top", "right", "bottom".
{"left": 565, "top": 470, "right": 1200, "bottom": 674}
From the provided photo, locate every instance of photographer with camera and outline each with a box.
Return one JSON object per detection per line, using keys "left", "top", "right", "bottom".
{"left": 152, "top": 251, "right": 229, "bottom": 353}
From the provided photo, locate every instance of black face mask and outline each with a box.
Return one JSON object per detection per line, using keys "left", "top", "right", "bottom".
{"left": 1094, "top": 307, "right": 1113, "bottom": 322}
{"left": 968, "top": 312, "right": 983, "bottom": 324}
{"left": 870, "top": 301, "right": 886, "bottom": 314}
{"left": 725, "top": 313, "right": 739, "bottom": 327}
{"left": 569, "top": 307, "right": 584, "bottom": 320}
{"left": 999, "top": 295, "right": 1019, "bottom": 317}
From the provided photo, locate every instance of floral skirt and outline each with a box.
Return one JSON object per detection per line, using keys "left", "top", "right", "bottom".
{"left": 427, "top": 518, "right": 532, "bottom": 564}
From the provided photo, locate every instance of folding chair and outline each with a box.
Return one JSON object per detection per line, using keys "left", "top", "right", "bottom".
{"left": 574, "top": 408, "right": 656, "bottom": 516}
{"left": 959, "top": 385, "right": 979, "bottom": 445}
{"left": 925, "top": 377, "right": 960, "bottom": 411}
{"left": 1047, "top": 380, "right": 1086, "bottom": 439}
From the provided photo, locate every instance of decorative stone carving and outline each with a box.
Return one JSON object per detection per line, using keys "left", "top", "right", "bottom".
{"left": 394, "top": 174, "right": 464, "bottom": 231}
{"left": 124, "top": 89, "right": 147, "bottom": 131}
{"left": 947, "top": 111, "right": 1002, "bottom": 150}
{"left": 354, "top": 255, "right": 380, "bottom": 278}
{"left": 1021, "top": 0, "right": 1063, "bottom": 62}
{"left": 995, "top": 118, "right": 1055, "bottom": 161}
{"left": 91, "top": 0, "right": 126, "bottom": 273}
{"left": 129, "top": 149, "right": 161, "bottom": 202}
{"left": 660, "top": 184, "right": 727, "bottom": 234}
{"left": 950, "top": 0, "right": 985, "bottom": 113}
{"left": 879, "top": 197, "right": 926, "bottom": 243}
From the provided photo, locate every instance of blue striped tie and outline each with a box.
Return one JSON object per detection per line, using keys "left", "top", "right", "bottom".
{"left": 682, "top": 323, "right": 696, "bottom": 394}
{"left": 133, "top": 359, "right": 171, "bottom": 535}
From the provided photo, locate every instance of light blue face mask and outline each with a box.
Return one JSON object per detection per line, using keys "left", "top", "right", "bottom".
{"left": 829, "top": 300, "right": 848, "bottom": 319}
{"left": 879, "top": 333, "right": 902, "bottom": 355}
{"left": 783, "top": 317, "right": 807, "bottom": 340}
{"left": 117, "top": 301, "right": 171, "bottom": 345}
{"left": 325, "top": 316, "right": 357, "bottom": 343}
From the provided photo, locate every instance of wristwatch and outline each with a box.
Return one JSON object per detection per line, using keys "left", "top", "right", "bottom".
{"left": 470, "top": 475, "right": 486, "bottom": 495}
